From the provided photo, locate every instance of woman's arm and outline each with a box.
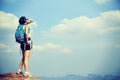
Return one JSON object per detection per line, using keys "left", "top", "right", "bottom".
{"left": 25, "top": 25, "right": 30, "bottom": 45}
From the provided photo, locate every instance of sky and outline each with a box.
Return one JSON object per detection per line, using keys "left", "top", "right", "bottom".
{"left": 0, "top": 0, "right": 120, "bottom": 77}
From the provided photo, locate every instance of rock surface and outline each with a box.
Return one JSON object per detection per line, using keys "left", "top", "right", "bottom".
{"left": 0, "top": 72, "right": 41, "bottom": 80}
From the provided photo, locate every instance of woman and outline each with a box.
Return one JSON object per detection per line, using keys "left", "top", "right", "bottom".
{"left": 16, "top": 16, "right": 32, "bottom": 77}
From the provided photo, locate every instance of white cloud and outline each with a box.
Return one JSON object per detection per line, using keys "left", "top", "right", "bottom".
{"left": 43, "top": 10, "right": 120, "bottom": 38}
{"left": 0, "top": 11, "right": 18, "bottom": 29}
{"left": 115, "top": 44, "right": 120, "bottom": 48}
{"left": 0, "top": 11, "right": 38, "bottom": 30}
{"left": 33, "top": 43, "right": 72, "bottom": 53}
{"left": 0, "top": 43, "right": 14, "bottom": 53}
{"left": 94, "top": 0, "right": 111, "bottom": 4}
{"left": 29, "top": 21, "right": 38, "bottom": 30}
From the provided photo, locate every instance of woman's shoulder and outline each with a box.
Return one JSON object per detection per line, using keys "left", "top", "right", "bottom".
{"left": 24, "top": 24, "right": 29, "bottom": 29}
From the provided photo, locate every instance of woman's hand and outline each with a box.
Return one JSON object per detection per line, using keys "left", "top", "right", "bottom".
{"left": 26, "top": 41, "right": 31, "bottom": 45}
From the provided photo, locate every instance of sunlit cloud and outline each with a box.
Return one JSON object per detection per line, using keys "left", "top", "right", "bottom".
{"left": 33, "top": 43, "right": 72, "bottom": 53}
{"left": 0, "top": 11, "right": 38, "bottom": 30}
{"left": 94, "top": 0, "right": 111, "bottom": 4}
{"left": 43, "top": 10, "right": 120, "bottom": 39}
{"left": 115, "top": 44, "right": 120, "bottom": 48}
{"left": 0, "top": 11, "right": 18, "bottom": 29}
{"left": 0, "top": 43, "right": 16, "bottom": 53}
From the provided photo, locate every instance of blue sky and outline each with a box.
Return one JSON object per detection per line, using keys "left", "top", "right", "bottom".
{"left": 0, "top": 0, "right": 120, "bottom": 77}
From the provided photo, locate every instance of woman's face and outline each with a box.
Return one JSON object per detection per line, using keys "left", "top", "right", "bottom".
{"left": 25, "top": 19, "right": 29, "bottom": 24}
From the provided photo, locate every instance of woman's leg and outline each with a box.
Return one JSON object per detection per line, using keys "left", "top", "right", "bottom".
{"left": 17, "top": 50, "right": 25, "bottom": 73}
{"left": 24, "top": 50, "right": 30, "bottom": 73}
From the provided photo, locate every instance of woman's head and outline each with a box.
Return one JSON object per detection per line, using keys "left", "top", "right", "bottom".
{"left": 19, "top": 16, "right": 28, "bottom": 25}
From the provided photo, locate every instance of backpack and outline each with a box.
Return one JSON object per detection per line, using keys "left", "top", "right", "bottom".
{"left": 15, "top": 25, "right": 26, "bottom": 44}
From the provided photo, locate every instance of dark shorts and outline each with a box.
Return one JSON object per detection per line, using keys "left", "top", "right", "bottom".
{"left": 20, "top": 43, "right": 32, "bottom": 50}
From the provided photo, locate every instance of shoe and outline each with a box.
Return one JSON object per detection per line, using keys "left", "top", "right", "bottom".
{"left": 23, "top": 72, "right": 32, "bottom": 77}
{"left": 16, "top": 71, "right": 23, "bottom": 74}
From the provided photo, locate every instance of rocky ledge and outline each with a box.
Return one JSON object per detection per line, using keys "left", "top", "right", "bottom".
{"left": 0, "top": 72, "right": 41, "bottom": 80}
